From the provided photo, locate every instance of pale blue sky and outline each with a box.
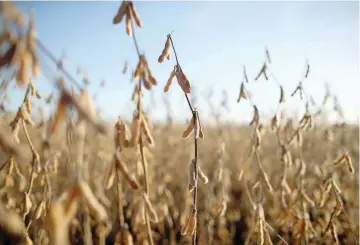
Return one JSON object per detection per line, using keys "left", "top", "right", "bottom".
{"left": 13, "top": 1, "right": 359, "bottom": 124}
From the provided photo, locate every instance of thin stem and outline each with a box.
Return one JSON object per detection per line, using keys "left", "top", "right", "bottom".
{"left": 35, "top": 38, "right": 83, "bottom": 90}
{"left": 168, "top": 35, "right": 194, "bottom": 113}
{"left": 192, "top": 110, "right": 199, "bottom": 245}
{"left": 185, "top": 93, "right": 194, "bottom": 113}
{"left": 128, "top": 11, "right": 155, "bottom": 245}
{"left": 168, "top": 36, "right": 180, "bottom": 68}
{"left": 165, "top": 33, "right": 199, "bottom": 245}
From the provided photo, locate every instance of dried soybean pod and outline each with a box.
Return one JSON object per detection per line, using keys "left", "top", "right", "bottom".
{"left": 158, "top": 36, "right": 171, "bottom": 63}
{"left": 128, "top": 1, "right": 142, "bottom": 28}
{"left": 113, "top": 1, "right": 127, "bottom": 24}
{"left": 175, "top": 68, "right": 191, "bottom": 93}
{"left": 181, "top": 208, "right": 197, "bottom": 235}
{"left": 104, "top": 163, "right": 116, "bottom": 189}
{"left": 182, "top": 116, "right": 195, "bottom": 138}
{"left": 164, "top": 68, "right": 176, "bottom": 92}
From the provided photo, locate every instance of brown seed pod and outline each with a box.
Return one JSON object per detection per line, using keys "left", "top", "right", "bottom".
{"left": 194, "top": 114, "right": 200, "bottom": 140}
{"left": 148, "top": 75, "right": 157, "bottom": 86}
{"left": 333, "top": 154, "right": 346, "bottom": 165}
{"left": 320, "top": 180, "right": 332, "bottom": 208}
{"left": 142, "top": 77, "right": 152, "bottom": 90}
{"left": 131, "top": 84, "right": 140, "bottom": 101}
{"left": 17, "top": 51, "right": 32, "bottom": 86}
{"left": 25, "top": 96, "right": 32, "bottom": 114}
{"left": 31, "top": 53, "right": 40, "bottom": 78}
{"left": 158, "top": 36, "right": 171, "bottom": 63}
{"left": 188, "top": 160, "right": 196, "bottom": 192}
{"left": 30, "top": 80, "right": 41, "bottom": 99}
{"left": 133, "top": 60, "right": 143, "bottom": 80}
{"left": 21, "top": 106, "right": 35, "bottom": 126}
{"left": 12, "top": 39, "right": 27, "bottom": 66}
{"left": 141, "top": 56, "right": 157, "bottom": 87}
{"left": 181, "top": 208, "right": 197, "bottom": 235}
{"left": 141, "top": 118, "right": 154, "bottom": 146}
{"left": 113, "top": 1, "right": 127, "bottom": 24}
{"left": 130, "top": 117, "right": 141, "bottom": 147}
{"left": 34, "top": 200, "right": 46, "bottom": 220}
{"left": 128, "top": 1, "right": 142, "bottom": 28}
{"left": 23, "top": 192, "right": 32, "bottom": 218}
{"left": 104, "top": 163, "right": 116, "bottom": 189}
{"left": 125, "top": 9, "right": 132, "bottom": 37}
{"left": 198, "top": 164, "right": 208, "bottom": 184}
{"left": 115, "top": 120, "right": 130, "bottom": 151}
{"left": 182, "top": 116, "right": 195, "bottom": 138}
{"left": 114, "top": 152, "right": 140, "bottom": 190}
{"left": 344, "top": 154, "right": 354, "bottom": 174}
{"left": 175, "top": 67, "right": 191, "bottom": 93}
{"left": 164, "top": 67, "right": 176, "bottom": 92}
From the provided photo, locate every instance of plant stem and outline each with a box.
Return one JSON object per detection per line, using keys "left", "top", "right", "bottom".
{"left": 192, "top": 110, "right": 199, "bottom": 245}
{"left": 129, "top": 11, "right": 155, "bottom": 245}
{"left": 168, "top": 34, "right": 199, "bottom": 245}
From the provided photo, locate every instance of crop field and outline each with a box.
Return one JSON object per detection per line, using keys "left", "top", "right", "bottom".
{"left": 0, "top": 1, "right": 358, "bottom": 245}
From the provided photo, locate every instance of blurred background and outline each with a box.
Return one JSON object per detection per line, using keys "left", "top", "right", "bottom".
{"left": 12, "top": 1, "right": 359, "bottom": 125}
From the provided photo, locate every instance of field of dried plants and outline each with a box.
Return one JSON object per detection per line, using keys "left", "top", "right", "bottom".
{"left": 0, "top": 1, "right": 358, "bottom": 245}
